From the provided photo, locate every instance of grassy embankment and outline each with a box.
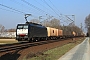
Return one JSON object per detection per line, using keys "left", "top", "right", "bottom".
{"left": 23, "top": 37, "right": 85, "bottom": 60}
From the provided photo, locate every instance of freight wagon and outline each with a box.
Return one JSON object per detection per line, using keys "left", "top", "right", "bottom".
{"left": 58, "top": 29, "right": 63, "bottom": 38}
{"left": 46, "top": 27, "right": 58, "bottom": 39}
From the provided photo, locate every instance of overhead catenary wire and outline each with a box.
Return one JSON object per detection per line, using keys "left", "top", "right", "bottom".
{"left": 48, "top": 0, "right": 65, "bottom": 21}
{"left": 0, "top": 7, "right": 20, "bottom": 14}
{"left": 34, "top": 0, "right": 48, "bottom": 9}
{"left": 9, "top": 0, "right": 38, "bottom": 15}
{"left": 42, "top": 0, "right": 67, "bottom": 23}
{"left": 48, "top": 0, "right": 73, "bottom": 24}
{"left": 34, "top": 0, "right": 53, "bottom": 14}
{"left": 42, "top": 0, "right": 60, "bottom": 17}
{"left": 8, "top": 0, "right": 44, "bottom": 19}
{"left": 65, "top": 15, "right": 74, "bottom": 23}
{"left": 10, "top": 0, "right": 52, "bottom": 20}
{"left": 42, "top": 0, "right": 66, "bottom": 24}
{"left": 0, "top": 0, "right": 73, "bottom": 25}
{"left": 21, "top": 0, "right": 50, "bottom": 15}
{"left": 0, "top": 3, "right": 25, "bottom": 14}
{"left": 10, "top": 0, "right": 30, "bottom": 11}
{"left": 49, "top": 0, "right": 62, "bottom": 15}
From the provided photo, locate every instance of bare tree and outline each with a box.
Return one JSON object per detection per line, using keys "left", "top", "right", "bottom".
{"left": 0, "top": 24, "right": 2, "bottom": 31}
{"left": 7, "top": 29, "right": 16, "bottom": 32}
{"left": 41, "top": 20, "right": 50, "bottom": 27}
{"left": 42, "top": 18, "right": 61, "bottom": 29}
{"left": 61, "top": 23, "right": 83, "bottom": 36}
{"left": 1, "top": 26, "right": 5, "bottom": 33}
{"left": 85, "top": 14, "right": 90, "bottom": 28}
{"left": 85, "top": 14, "right": 90, "bottom": 36}
{"left": 49, "top": 18, "right": 60, "bottom": 29}
{"left": 30, "top": 19, "right": 40, "bottom": 24}
{"left": 0, "top": 24, "right": 5, "bottom": 33}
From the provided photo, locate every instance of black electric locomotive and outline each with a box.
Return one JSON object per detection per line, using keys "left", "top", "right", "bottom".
{"left": 16, "top": 22, "right": 47, "bottom": 41}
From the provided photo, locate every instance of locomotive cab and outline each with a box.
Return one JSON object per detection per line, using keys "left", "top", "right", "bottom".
{"left": 16, "top": 24, "right": 29, "bottom": 41}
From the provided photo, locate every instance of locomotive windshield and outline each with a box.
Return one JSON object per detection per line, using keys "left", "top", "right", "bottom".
{"left": 17, "top": 25, "right": 28, "bottom": 29}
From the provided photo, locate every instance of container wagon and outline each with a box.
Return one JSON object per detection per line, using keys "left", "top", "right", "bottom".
{"left": 58, "top": 29, "right": 63, "bottom": 38}
{"left": 46, "top": 27, "right": 58, "bottom": 39}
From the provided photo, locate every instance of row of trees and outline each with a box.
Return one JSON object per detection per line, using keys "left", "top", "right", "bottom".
{"left": 0, "top": 17, "right": 83, "bottom": 34}
{"left": 30, "top": 18, "right": 60, "bottom": 29}
{"left": 30, "top": 18, "right": 83, "bottom": 34}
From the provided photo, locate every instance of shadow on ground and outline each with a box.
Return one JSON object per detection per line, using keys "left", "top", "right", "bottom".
{"left": 0, "top": 50, "right": 20, "bottom": 60}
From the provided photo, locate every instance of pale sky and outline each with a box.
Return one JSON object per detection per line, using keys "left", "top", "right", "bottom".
{"left": 0, "top": 0, "right": 90, "bottom": 32}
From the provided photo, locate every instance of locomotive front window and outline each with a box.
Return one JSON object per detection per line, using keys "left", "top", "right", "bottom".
{"left": 17, "top": 26, "right": 23, "bottom": 29}
{"left": 17, "top": 25, "right": 28, "bottom": 29}
{"left": 23, "top": 26, "right": 28, "bottom": 29}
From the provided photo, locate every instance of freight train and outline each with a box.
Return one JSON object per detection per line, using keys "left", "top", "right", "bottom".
{"left": 16, "top": 22, "right": 84, "bottom": 42}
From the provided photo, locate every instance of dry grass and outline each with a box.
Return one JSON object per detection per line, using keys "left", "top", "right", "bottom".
{"left": 0, "top": 39, "right": 18, "bottom": 44}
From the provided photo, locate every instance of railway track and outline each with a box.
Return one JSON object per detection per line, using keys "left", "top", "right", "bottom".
{"left": 0, "top": 38, "right": 69, "bottom": 53}
{"left": 0, "top": 37, "right": 83, "bottom": 60}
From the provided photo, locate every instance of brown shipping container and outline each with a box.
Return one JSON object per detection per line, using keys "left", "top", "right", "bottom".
{"left": 46, "top": 27, "right": 58, "bottom": 37}
{"left": 58, "top": 29, "right": 63, "bottom": 36}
